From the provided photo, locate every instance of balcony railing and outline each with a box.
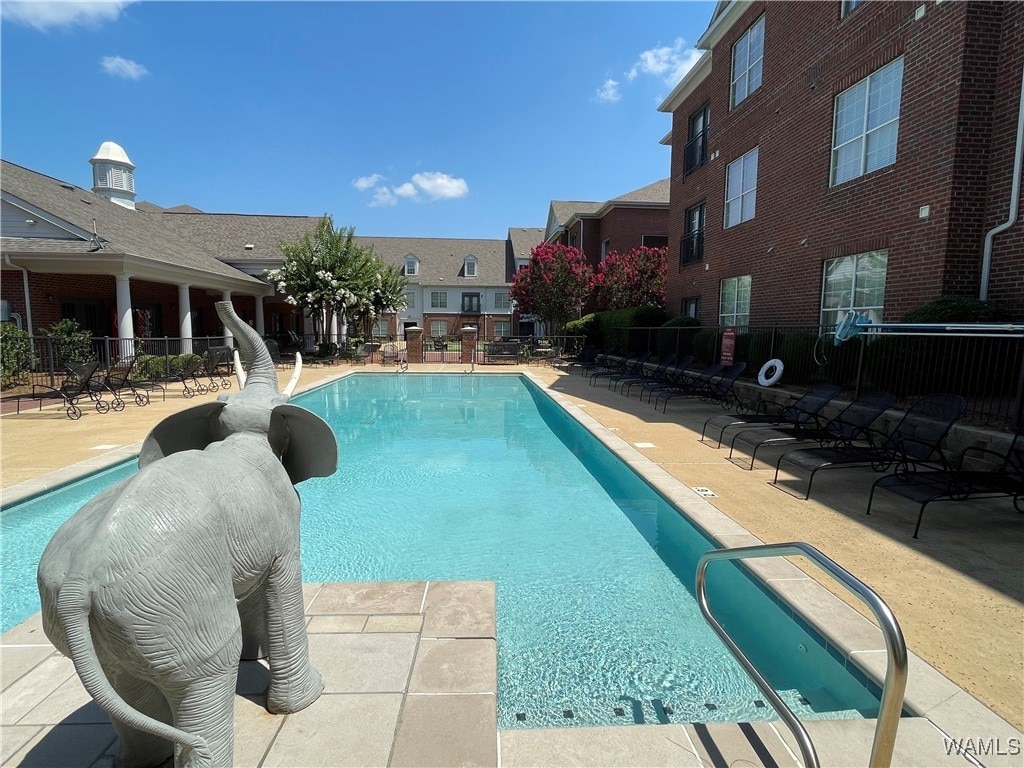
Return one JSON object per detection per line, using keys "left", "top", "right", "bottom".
{"left": 684, "top": 129, "right": 709, "bottom": 174}
{"left": 679, "top": 230, "right": 704, "bottom": 268}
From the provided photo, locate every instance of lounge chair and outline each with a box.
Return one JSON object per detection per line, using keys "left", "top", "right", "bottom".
{"left": 728, "top": 390, "right": 897, "bottom": 470}
{"left": 771, "top": 393, "right": 967, "bottom": 500}
{"left": 635, "top": 358, "right": 705, "bottom": 403}
{"left": 588, "top": 353, "right": 648, "bottom": 385}
{"left": 701, "top": 384, "right": 843, "bottom": 448}
{"left": 350, "top": 342, "right": 378, "bottom": 365}
{"left": 16, "top": 361, "right": 106, "bottom": 419}
{"left": 622, "top": 355, "right": 694, "bottom": 399}
{"left": 603, "top": 352, "right": 659, "bottom": 390}
{"left": 866, "top": 425, "right": 1023, "bottom": 537}
{"left": 552, "top": 344, "right": 597, "bottom": 372}
{"left": 204, "top": 347, "right": 234, "bottom": 390}
{"left": 148, "top": 354, "right": 207, "bottom": 398}
{"left": 100, "top": 357, "right": 151, "bottom": 410}
{"left": 655, "top": 362, "right": 744, "bottom": 412}
{"left": 611, "top": 353, "right": 675, "bottom": 393}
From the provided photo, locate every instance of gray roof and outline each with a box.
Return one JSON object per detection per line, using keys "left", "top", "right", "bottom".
{"left": 1, "top": 161, "right": 264, "bottom": 286}
{"left": 507, "top": 228, "right": 545, "bottom": 260}
{"left": 359, "top": 236, "right": 508, "bottom": 285}
{"left": 550, "top": 200, "right": 602, "bottom": 227}
{"left": 0, "top": 236, "right": 99, "bottom": 254}
{"left": 611, "top": 178, "right": 670, "bottom": 204}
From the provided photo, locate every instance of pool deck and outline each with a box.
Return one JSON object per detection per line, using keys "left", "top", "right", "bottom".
{"left": 1, "top": 360, "right": 1021, "bottom": 767}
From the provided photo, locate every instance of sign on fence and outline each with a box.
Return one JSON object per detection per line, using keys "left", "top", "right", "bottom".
{"left": 721, "top": 327, "right": 736, "bottom": 365}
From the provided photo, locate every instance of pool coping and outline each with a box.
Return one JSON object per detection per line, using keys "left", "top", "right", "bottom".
{"left": 3, "top": 369, "right": 1019, "bottom": 752}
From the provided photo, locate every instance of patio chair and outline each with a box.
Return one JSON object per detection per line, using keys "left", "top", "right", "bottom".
{"left": 611, "top": 353, "right": 675, "bottom": 393}
{"left": 866, "top": 425, "right": 1023, "bottom": 538}
{"left": 632, "top": 357, "right": 702, "bottom": 402}
{"left": 16, "top": 361, "right": 106, "bottom": 420}
{"left": 148, "top": 354, "right": 207, "bottom": 398}
{"left": 727, "top": 390, "right": 897, "bottom": 470}
{"left": 589, "top": 353, "right": 649, "bottom": 386}
{"left": 771, "top": 393, "right": 967, "bottom": 500}
{"left": 204, "top": 347, "right": 234, "bottom": 390}
{"left": 602, "top": 352, "right": 657, "bottom": 390}
{"left": 350, "top": 342, "right": 378, "bottom": 365}
{"left": 100, "top": 357, "right": 151, "bottom": 410}
{"left": 263, "top": 338, "right": 293, "bottom": 369}
{"left": 576, "top": 350, "right": 612, "bottom": 376}
{"left": 655, "top": 362, "right": 743, "bottom": 412}
{"left": 701, "top": 384, "right": 843, "bottom": 449}
{"left": 621, "top": 354, "right": 694, "bottom": 399}
{"left": 552, "top": 344, "right": 596, "bottom": 373}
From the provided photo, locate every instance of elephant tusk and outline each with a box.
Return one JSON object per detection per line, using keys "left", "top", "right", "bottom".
{"left": 282, "top": 353, "right": 302, "bottom": 397}
{"left": 234, "top": 350, "right": 247, "bottom": 388}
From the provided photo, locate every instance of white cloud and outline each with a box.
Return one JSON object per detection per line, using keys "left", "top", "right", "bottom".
{"left": 370, "top": 187, "right": 397, "bottom": 207}
{"left": 101, "top": 55, "right": 148, "bottom": 80}
{"left": 627, "top": 38, "right": 702, "bottom": 86}
{"left": 393, "top": 182, "right": 418, "bottom": 199}
{"left": 352, "top": 173, "right": 384, "bottom": 191}
{"left": 411, "top": 172, "right": 468, "bottom": 200}
{"left": 595, "top": 79, "right": 621, "bottom": 104}
{"left": 1, "top": 1, "right": 137, "bottom": 31}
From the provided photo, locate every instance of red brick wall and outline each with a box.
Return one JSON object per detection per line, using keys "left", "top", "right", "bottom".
{"left": 667, "top": 0, "right": 1023, "bottom": 325}
{"left": 596, "top": 208, "right": 670, "bottom": 262}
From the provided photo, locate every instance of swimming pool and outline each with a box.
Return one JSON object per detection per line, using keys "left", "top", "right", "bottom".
{"left": 1, "top": 373, "right": 883, "bottom": 729}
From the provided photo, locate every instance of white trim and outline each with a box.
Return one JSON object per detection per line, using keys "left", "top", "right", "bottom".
{"left": 659, "top": 50, "right": 713, "bottom": 113}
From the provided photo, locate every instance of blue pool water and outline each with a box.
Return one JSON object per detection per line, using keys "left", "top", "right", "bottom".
{"left": 1, "top": 373, "right": 883, "bottom": 729}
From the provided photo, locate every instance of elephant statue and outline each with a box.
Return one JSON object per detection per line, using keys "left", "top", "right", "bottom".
{"left": 37, "top": 300, "right": 337, "bottom": 768}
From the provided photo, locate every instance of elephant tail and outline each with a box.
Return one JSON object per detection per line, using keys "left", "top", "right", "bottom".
{"left": 57, "top": 578, "right": 213, "bottom": 766}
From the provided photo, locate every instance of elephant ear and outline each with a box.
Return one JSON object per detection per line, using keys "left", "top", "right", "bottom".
{"left": 269, "top": 404, "right": 338, "bottom": 484}
{"left": 139, "top": 402, "right": 226, "bottom": 468}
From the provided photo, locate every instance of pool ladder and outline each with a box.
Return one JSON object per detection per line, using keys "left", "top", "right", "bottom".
{"left": 696, "top": 542, "right": 908, "bottom": 768}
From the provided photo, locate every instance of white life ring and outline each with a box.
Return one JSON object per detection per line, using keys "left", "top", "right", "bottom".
{"left": 758, "top": 359, "right": 784, "bottom": 387}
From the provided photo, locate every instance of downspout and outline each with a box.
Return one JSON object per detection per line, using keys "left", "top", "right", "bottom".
{"left": 980, "top": 64, "right": 1024, "bottom": 300}
{"left": 4, "top": 255, "right": 33, "bottom": 334}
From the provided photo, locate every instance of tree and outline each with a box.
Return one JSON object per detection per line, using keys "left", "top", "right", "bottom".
{"left": 591, "top": 246, "right": 667, "bottom": 311}
{"left": 265, "top": 216, "right": 406, "bottom": 340}
{"left": 510, "top": 243, "right": 593, "bottom": 335}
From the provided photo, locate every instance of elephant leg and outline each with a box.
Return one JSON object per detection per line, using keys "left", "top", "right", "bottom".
{"left": 164, "top": 635, "right": 241, "bottom": 768}
{"left": 105, "top": 668, "right": 174, "bottom": 768}
{"left": 263, "top": 554, "right": 323, "bottom": 714}
{"left": 237, "top": 590, "right": 269, "bottom": 661}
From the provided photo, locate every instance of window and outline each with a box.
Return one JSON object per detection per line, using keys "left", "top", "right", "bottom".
{"left": 493, "top": 320, "right": 511, "bottom": 339}
{"left": 831, "top": 57, "right": 904, "bottom": 186}
{"left": 820, "top": 250, "right": 887, "bottom": 326}
{"left": 372, "top": 320, "right": 389, "bottom": 337}
{"left": 430, "top": 320, "right": 448, "bottom": 337}
{"left": 494, "top": 291, "right": 511, "bottom": 310}
{"left": 731, "top": 16, "right": 764, "bottom": 108}
{"left": 719, "top": 275, "right": 751, "bottom": 328}
{"left": 461, "top": 292, "right": 481, "bottom": 313}
{"left": 601, "top": 239, "right": 610, "bottom": 261}
{"left": 642, "top": 235, "right": 668, "bottom": 248}
{"left": 842, "top": 0, "right": 865, "bottom": 17}
{"left": 680, "top": 202, "right": 705, "bottom": 268}
{"left": 405, "top": 291, "right": 416, "bottom": 309}
{"left": 430, "top": 291, "right": 447, "bottom": 309}
{"left": 404, "top": 256, "right": 419, "bottom": 276}
{"left": 725, "top": 147, "right": 758, "bottom": 227}
{"left": 685, "top": 104, "right": 711, "bottom": 173}
{"left": 464, "top": 256, "right": 477, "bottom": 277}
{"left": 682, "top": 297, "right": 700, "bottom": 320}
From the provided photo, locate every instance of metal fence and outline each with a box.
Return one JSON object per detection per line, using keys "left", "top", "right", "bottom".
{"left": 623, "top": 323, "right": 1024, "bottom": 430}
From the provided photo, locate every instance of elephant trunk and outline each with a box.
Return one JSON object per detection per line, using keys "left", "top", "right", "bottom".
{"left": 215, "top": 301, "right": 279, "bottom": 394}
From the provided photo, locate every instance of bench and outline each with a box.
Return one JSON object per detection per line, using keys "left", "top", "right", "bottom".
{"left": 482, "top": 342, "right": 521, "bottom": 364}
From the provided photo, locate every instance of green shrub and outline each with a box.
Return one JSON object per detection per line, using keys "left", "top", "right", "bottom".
{"left": 37, "top": 318, "right": 94, "bottom": 368}
{"left": 903, "top": 296, "right": 1013, "bottom": 324}
{"left": 735, "top": 330, "right": 773, "bottom": 378}
{"left": 692, "top": 329, "right": 718, "bottom": 366}
{"left": 565, "top": 314, "right": 598, "bottom": 347}
{"left": 595, "top": 305, "right": 669, "bottom": 354}
{"left": 656, "top": 316, "right": 701, "bottom": 359}
{"left": 0, "top": 323, "right": 34, "bottom": 389}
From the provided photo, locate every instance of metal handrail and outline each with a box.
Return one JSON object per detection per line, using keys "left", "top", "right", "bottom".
{"left": 696, "top": 542, "right": 908, "bottom": 768}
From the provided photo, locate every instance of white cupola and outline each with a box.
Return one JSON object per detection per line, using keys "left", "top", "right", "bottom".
{"left": 90, "top": 141, "right": 137, "bottom": 210}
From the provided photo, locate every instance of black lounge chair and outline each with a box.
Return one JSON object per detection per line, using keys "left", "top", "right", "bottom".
{"left": 552, "top": 344, "right": 596, "bottom": 373}
{"left": 772, "top": 393, "right": 967, "bottom": 500}
{"left": 622, "top": 354, "right": 693, "bottom": 398}
{"left": 701, "top": 384, "right": 843, "bottom": 448}
{"left": 576, "top": 350, "right": 612, "bottom": 376}
{"left": 100, "top": 357, "right": 151, "bottom": 410}
{"left": 728, "top": 390, "right": 897, "bottom": 470}
{"left": 636, "top": 358, "right": 705, "bottom": 403}
{"left": 589, "top": 353, "right": 647, "bottom": 385}
{"left": 16, "top": 361, "right": 106, "bottom": 420}
{"left": 606, "top": 352, "right": 667, "bottom": 391}
{"left": 204, "top": 347, "right": 234, "bottom": 390}
{"left": 656, "top": 362, "right": 745, "bottom": 412}
{"left": 866, "top": 425, "right": 1023, "bottom": 537}
{"left": 148, "top": 354, "right": 206, "bottom": 398}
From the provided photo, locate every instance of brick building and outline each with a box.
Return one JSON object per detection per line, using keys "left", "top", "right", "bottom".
{"left": 659, "top": 0, "right": 1024, "bottom": 327}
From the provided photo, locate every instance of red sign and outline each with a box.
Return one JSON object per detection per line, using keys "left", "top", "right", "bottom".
{"left": 720, "top": 327, "right": 736, "bottom": 366}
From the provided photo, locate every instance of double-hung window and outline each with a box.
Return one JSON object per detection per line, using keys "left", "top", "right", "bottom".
{"left": 820, "top": 250, "right": 887, "bottom": 326}
{"left": 430, "top": 291, "right": 447, "bottom": 309}
{"left": 831, "top": 57, "right": 904, "bottom": 186}
{"left": 464, "top": 257, "right": 477, "bottom": 277}
{"left": 731, "top": 16, "right": 764, "bottom": 108}
{"left": 725, "top": 147, "right": 758, "bottom": 228}
{"left": 404, "top": 256, "right": 419, "bottom": 276}
{"left": 405, "top": 292, "right": 416, "bottom": 309}
{"left": 685, "top": 104, "right": 711, "bottom": 172}
{"left": 494, "top": 291, "right": 511, "bottom": 310}
{"left": 719, "top": 275, "right": 751, "bottom": 328}
{"left": 680, "top": 202, "right": 705, "bottom": 268}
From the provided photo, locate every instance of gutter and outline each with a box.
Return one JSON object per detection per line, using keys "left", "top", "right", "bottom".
{"left": 4, "top": 255, "right": 33, "bottom": 333}
{"left": 980, "top": 64, "right": 1024, "bottom": 300}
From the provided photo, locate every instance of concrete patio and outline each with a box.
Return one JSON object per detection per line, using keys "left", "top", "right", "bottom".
{"left": 1, "top": 360, "right": 1021, "bottom": 766}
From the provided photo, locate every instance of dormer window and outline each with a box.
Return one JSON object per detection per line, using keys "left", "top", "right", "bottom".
{"left": 464, "top": 256, "right": 478, "bottom": 278}
{"left": 404, "top": 255, "right": 419, "bottom": 277}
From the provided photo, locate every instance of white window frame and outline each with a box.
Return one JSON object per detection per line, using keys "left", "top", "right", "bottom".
{"left": 820, "top": 250, "right": 888, "bottom": 327}
{"left": 371, "top": 320, "right": 389, "bottom": 337}
{"left": 725, "top": 147, "right": 758, "bottom": 228}
{"left": 830, "top": 57, "right": 904, "bottom": 186}
{"left": 731, "top": 15, "right": 764, "bottom": 108}
{"left": 430, "top": 320, "right": 448, "bottom": 337}
{"left": 430, "top": 291, "right": 447, "bottom": 309}
{"left": 494, "top": 291, "right": 511, "bottom": 310}
{"left": 464, "top": 256, "right": 477, "bottom": 277}
{"left": 493, "top": 320, "right": 511, "bottom": 339}
{"left": 404, "top": 292, "right": 415, "bottom": 309}
{"left": 404, "top": 256, "right": 419, "bottom": 277}
{"left": 719, "top": 275, "right": 751, "bottom": 328}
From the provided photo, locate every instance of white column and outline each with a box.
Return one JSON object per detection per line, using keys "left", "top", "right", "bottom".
{"left": 178, "top": 283, "right": 193, "bottom": 353}
{"left": 329, "top": 311, "right": 339, "bottom": 345}
{"left": 115, "top": 274, "right": 135, "bottom": 358}
{"left": 221, "top": 291, "right": 233, "bottom": 346}
{"left": 254, "top": 297, "right": 265, "bottom": 336}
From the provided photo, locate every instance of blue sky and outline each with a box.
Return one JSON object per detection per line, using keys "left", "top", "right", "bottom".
{"left": 2, "top": 1, "right": 714, "bottom": 239}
